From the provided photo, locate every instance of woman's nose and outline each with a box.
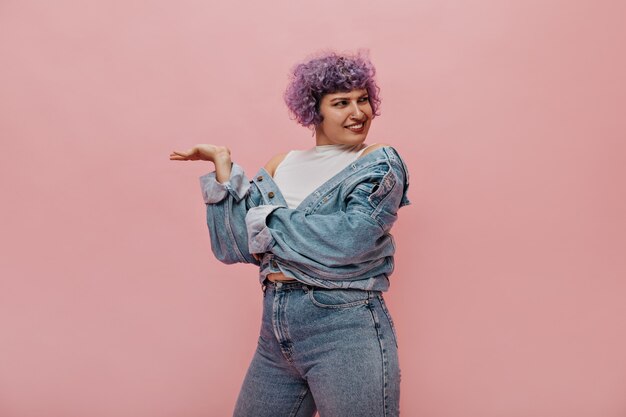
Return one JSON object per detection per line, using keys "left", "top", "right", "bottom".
{"left": 351, "top": 102, "right": 363, "bottom": 118}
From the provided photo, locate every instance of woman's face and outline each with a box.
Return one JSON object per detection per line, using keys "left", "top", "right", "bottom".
{"left": 315, "top": 88, "right": 373, "bottom": 146}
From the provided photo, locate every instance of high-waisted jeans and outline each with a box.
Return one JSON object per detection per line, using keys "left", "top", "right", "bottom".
{"left": 233, "top": 280, "right": 400, "bottom": 417}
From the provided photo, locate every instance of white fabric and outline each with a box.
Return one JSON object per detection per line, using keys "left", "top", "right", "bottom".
{"left": 273, "top": 143, "right": 370, "bottom": 209}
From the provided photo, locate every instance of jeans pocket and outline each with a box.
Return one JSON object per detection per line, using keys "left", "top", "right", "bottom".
{"left": 308, "top": 288, "right": 370, "bottom": 309}
{"left": 377, "top": 294, "right": 399, "bottom": 347}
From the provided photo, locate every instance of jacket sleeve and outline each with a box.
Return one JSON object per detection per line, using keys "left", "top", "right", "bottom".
{"left": 199, "top": 163, "right": 261, "bottom": 265}
{"left": 244, "top": 155, "right": 410, "bottom": 268}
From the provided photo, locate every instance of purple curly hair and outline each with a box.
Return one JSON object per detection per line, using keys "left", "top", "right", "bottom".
{"left": 283, "top": 50, "right": 381, "bottom": 128}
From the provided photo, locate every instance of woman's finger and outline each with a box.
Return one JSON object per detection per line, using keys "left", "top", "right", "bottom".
{"left": 170, "top": 150, "right": 197, "bottom": 160}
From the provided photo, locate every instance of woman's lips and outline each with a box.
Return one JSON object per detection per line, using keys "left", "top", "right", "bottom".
{"left": 345, "top": 122, "right": 365, "bottom": 133}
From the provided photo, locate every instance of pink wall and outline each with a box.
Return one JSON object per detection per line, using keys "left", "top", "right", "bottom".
{"left": 1, "top": 0, "right": 625, "bottom": 416}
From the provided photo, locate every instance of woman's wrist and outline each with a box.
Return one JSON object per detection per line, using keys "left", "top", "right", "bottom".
{"left": 213, "top": 147, "right": 233, "bottom": 183}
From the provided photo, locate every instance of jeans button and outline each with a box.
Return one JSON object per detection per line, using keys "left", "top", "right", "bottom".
{"left": 276, "top": 282, "right": 282, "bottom": 288}
{"left": 257, "top": 176, "right": 263, "bottom": 181}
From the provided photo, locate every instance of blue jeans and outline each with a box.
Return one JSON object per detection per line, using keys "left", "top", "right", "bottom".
{"left": 233, "top": 280, "right": 400, "bottom": 417}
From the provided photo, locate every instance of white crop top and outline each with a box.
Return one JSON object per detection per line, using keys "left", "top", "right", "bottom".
{"left": 273, "top": 143, "right": 372, "bottom": 209}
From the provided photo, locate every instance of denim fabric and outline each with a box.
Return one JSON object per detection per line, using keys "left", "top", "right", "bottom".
{"left": 199, "top": 146, "right": 410, "bottom": 291}
{"left": 233, "top": 280, "right": 400, "bottom": 417}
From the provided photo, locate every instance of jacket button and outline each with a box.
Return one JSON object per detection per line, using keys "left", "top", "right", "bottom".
{"left": 268, "top": 191, "right": 275, "bottom": 198}
{"left": 257, "top": 176, "right": 263, "bottom": 181}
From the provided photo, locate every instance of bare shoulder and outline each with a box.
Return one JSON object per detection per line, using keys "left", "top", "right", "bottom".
{"left": 264, "top": 152, "right": 289, "bottom": 177}
{"left": 359, "top": 143, "right": 391, "bottom": 158}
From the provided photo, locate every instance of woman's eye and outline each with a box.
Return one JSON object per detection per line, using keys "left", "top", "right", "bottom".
{"left": 333, "top": 97, "right": 368, "bottom": 107}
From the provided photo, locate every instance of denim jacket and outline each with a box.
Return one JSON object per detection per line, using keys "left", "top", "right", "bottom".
{"left": 199, "top": 146, "right": 411, "bottom": 291}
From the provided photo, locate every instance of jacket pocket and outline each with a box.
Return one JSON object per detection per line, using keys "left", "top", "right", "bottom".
{"left": 368, "top": 167, "right": 397, "bottom": 208}
{"left": 308, "top": 288, "right": 371, "bottom": 309}
{"left": 353, "top": 180, "right": 379, "bottom": 195}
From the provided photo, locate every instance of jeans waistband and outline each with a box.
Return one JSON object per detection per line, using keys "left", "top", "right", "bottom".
{"left": 262, "top": 278, "right": 310, "bottom": 291}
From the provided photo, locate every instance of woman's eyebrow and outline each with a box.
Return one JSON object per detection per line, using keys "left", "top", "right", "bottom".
{"left": 330, "top": 93, "right": 368, "bottom": 102}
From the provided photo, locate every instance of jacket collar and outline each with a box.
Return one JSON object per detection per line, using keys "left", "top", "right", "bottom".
{"left": 251, "top": 146, "right": 404, "bottom": 211}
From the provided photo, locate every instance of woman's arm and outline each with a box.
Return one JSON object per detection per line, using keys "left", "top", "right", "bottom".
{"left": 245, "top": 152, "right": 289, "bottom": 262}
{"left": 170, "top": 144, "right": 232, "bottom": 183}
{"left": 171, "top": 144, "right": 261, "bottom": 265}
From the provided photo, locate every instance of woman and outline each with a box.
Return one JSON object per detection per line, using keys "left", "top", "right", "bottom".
{"left": 170, "top": 51, "right": 410, "bottom": 417}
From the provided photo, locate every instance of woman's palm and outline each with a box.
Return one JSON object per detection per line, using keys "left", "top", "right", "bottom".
{"left": 169, "top": 144, "right": 228, "bottom": 162}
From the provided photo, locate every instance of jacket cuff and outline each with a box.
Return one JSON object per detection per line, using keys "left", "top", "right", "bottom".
{"left": 245, "top": 205, "right": 283, "bottom": 254}
{"left": 199, "top": 163, "right": 250, "bottom": 204}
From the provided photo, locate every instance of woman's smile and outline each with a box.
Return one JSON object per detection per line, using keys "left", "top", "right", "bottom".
{"left": 345, "top": 121, "right": 366, "bottom": 133}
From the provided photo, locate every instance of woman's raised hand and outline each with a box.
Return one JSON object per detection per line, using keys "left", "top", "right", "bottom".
{"left": 170, "top": 144, "right": 233, "bottom": 183}
{"left": 169, "top": 144, "right": 231, "bottom": 162}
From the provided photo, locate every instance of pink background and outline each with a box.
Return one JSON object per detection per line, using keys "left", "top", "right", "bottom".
{"left": 1, "top": 0, "right": 625, "bottom": 416}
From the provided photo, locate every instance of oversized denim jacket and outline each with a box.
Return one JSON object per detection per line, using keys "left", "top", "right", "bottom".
{"left": 199, "top": 146, "right": 410, "bottom": 291}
